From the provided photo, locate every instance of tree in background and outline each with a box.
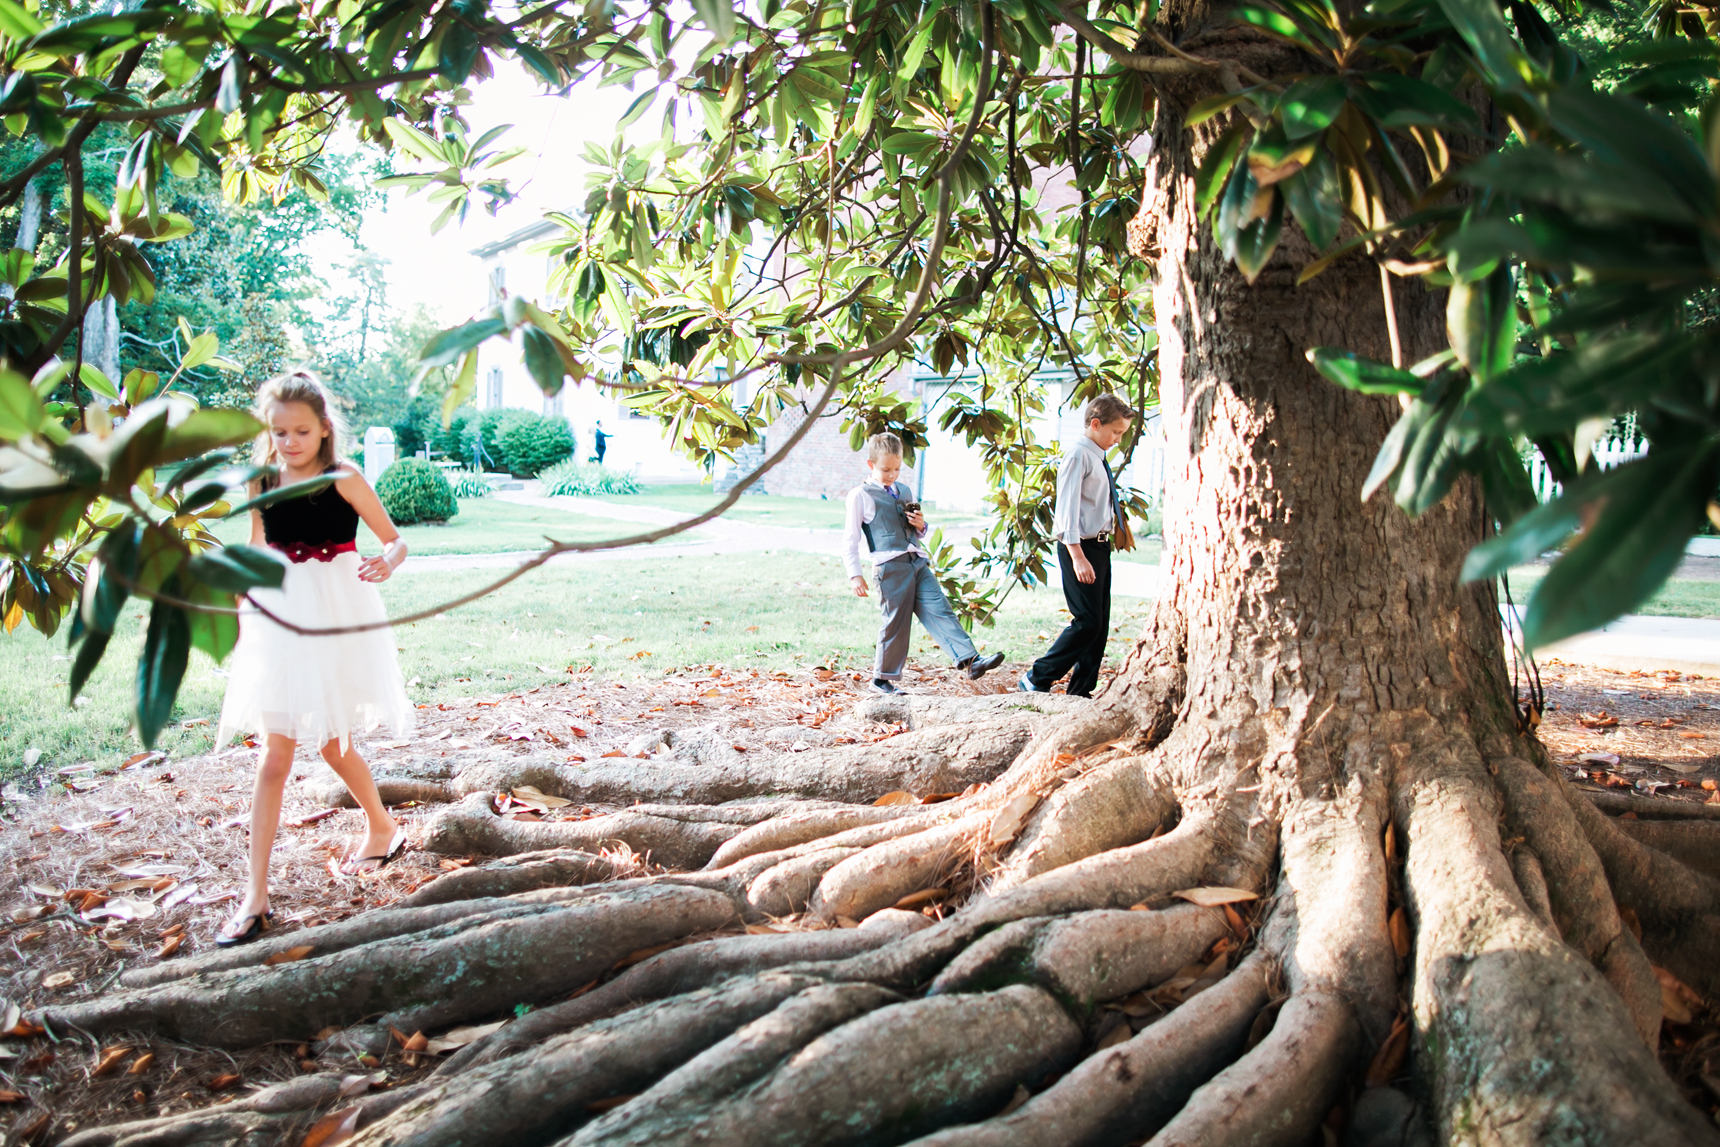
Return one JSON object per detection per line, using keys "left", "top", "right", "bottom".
{"left": 7, "top": 0, "right": 1720, "bottom": 1143}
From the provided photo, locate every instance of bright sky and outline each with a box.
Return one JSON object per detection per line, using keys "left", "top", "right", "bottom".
{"left": 304, "top": 66, "right": 639, "bottom": 327}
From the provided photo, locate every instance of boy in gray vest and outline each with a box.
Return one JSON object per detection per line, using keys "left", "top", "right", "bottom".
{"left": 843, "top": 433, "right": 1005, "bottom": 694}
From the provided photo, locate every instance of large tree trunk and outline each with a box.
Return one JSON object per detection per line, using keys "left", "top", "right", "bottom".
{"left": 44, "top": 40, "right": 1720, "bottom": 1147}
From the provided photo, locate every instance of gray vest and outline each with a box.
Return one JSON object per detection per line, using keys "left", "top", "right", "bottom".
{"left": 859, "top": 483, "right": 913, "bottom": 554}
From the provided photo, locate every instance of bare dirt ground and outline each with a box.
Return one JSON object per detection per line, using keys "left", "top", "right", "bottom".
{"left": 0, "top": 655, "right": 1715, "bottom": 1143}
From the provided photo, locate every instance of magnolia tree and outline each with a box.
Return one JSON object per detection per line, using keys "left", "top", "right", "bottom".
{"left": 5, "top": 0, "right": 1720, "bottom": 1143}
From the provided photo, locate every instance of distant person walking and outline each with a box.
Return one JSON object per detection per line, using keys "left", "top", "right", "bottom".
{"left": 844, "top": 432, "right": 1004, "bottom": 694}
{"left": 1020, "top": 394, "right": 1138, "bottom": 698}
{"left": 593, "top": 420, "right": 612, "bottom": 465}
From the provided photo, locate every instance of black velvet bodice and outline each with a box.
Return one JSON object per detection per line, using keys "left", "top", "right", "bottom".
{"left": 261, "top": 468, "right": 359, "bottom": 548}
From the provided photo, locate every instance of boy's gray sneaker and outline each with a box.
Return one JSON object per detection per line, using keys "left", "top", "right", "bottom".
{"left": 1016, "top": 674, "right": 1041, "bottom": 693}
{"left": 870, "top": 679, "right": 899, "bottom": 695}
{"left": 964, "top": 653, "right": 1005, "bottom": 680}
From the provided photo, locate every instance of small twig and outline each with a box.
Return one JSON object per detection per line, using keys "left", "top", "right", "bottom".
{"left": 1055, "top": 3, "right": 1271, "bottom": 87}
{"left": 1379, "top": 263, "right": 1402, "bottom": 370}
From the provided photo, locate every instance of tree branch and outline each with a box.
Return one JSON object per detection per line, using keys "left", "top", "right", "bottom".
{"left": 86, "top": 67, "right": 441, "bottom": 123}
{"left": 1053, "top": 2, "right": 1270, "bottom": 88}
{"left": 0, "top": 45, "right": 147, "bottom": 210}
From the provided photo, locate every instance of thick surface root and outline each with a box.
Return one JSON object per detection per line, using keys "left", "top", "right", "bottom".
{"left": 928, "top": 904, "right": 1226, "bottom": 1011}
{"left": 568, "top": 984, "right": 1081, "bottom": 1147}
{"left": 424, "top": 793, "right": 747, "bottom": 866}
{"left": 441, "top": 911, "right": 931, "bottom": 1075}
{"left": 1401, "top": 760, "right": 1714, "bottom": 1143}
{"left": 41, "top": 884, "right": 738, "bottom": 1047}
{"left": 346, "top": 972, "right": 832, "bottom": 1147}
{"left": 987, "top": 754, "right": 1176, "bottom": 894}
{"left": 395, "top": 847, "right": 633, "bottom": 907}
{"left": 1149, "top": 990, "right": 1357, "bottom": 1147}
{"left": 1615, "top": 817, "right": 1720, "bottom": 882}
{"left": 905, "top": 951, "right": 1272, "bottom": 1147}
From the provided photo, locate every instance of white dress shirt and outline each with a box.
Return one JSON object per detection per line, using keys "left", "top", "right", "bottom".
{"left": 1053, "top": 435, "right": 1117, "bottom": 544}
{"left": 842, "top": 480, "right": 929, "bottom": 580}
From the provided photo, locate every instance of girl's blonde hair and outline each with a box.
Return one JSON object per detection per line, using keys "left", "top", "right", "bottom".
{"left": 865, "top": 432, "right": 904, "bottom": 464}
{"left": 253, "top": 369, "right": 347, "bottom": 483}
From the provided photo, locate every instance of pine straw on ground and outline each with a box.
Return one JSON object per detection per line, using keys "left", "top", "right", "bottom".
{"left": 0, "top": 655, "right": 1073, "bottom": 1144}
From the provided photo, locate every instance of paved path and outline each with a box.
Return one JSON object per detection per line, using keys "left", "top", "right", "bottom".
{"left": 405, "top": 489, "right": 1718, "bottom": 673}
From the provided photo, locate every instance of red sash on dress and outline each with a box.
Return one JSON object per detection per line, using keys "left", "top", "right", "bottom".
{"left": 273, "top": 540, "right": 358, "bottom": 564}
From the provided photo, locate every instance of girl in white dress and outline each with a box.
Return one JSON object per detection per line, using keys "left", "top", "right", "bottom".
{"left": 214, "top": 371, "right": 414, "bottom": 945}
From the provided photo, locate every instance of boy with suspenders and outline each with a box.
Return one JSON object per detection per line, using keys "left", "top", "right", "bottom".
{"left": 843, "top": 433, "right": 1005, "bottom": 694}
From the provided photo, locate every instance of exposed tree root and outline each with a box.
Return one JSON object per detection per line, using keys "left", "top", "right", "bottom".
{"left": 55, "top": 1072, "right": 392, "bottom": 1147}
{"left": 343, "top": 972, "right": 836, "bottom": 1147}
{"left": 1614, "top": 817, "right": 1720, "bottom": 882}
{"left": 440, "top": 911, "right": 932, "bottom": 1074}
{"left": 1495, "top": 756, "right": 1662, "bottom": 1046}
{"left": 1151, "top": 990, "right": 1357, "bottom": 1147}
{"left": 42, "top": 885, "right": 739, "bottom": 1046}
{"left": 395, "top": 847, "right": 634, "bottom": 907}
{"left": 424, "top": 792, "right": 747, "bottom": 867}
{"left": 705, "top": 803, "right": 928, "bottom": 868}
{"left": 927, "top": 904, "right": 1226, "bottom": 1009}
{"left": 986, "top": 754, "right": 1176, "bottom": 893}
{"left": 905, "top": 951, "right": 1272, "bottom": 1147}
{"left": 1581, "top": 790, "right": 1720, "bottom": 821}
{"left": 1400, "top": 759, "right": 1714, "bottom": 1143}
{"left": 568, "top": 985, "right": 1081, "bottom": 1147}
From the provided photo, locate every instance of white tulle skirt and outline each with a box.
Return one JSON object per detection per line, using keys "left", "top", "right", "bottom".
{"left": 216, "top": 551, "right": 413, "bottom": 750}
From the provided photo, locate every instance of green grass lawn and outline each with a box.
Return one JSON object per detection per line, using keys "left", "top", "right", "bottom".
{"left": 0, "top": 551, "right": 1156, "bottom": 782}
{"left": 204, "top": 496, "right": 639, "bottom": 555}
{"left": 1504, "top": 567, "right": 1720, "bottom": 620}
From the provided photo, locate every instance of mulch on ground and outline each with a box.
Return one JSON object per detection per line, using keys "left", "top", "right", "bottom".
{"left": 1534, "top": 660, "right": 1719, "bottom": 799}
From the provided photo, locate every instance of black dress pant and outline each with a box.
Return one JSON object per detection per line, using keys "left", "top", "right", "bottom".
{"left": 1026, "top": 539, "right": 1112, "bottom": 697}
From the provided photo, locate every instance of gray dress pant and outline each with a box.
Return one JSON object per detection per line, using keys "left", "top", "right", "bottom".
{"left": 872, "top": 553, "right": 978, "bottom": 680}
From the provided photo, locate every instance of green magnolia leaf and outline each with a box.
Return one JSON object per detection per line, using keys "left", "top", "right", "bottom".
{"left": 185, "top": 582, "right": 240, "bottom": 662}
{"left": 689, "top": 0, "right": 737, "bottom": 43}
{"left": 1507, "top": 445, "right": 1720, "bottom": 649}
{"left": 1280, "top": 146, "right": 1341, "bottom": 251}
{"left": 420, "top": 317, "right": 508, "bottom": 370}
{"left": 1308, "top": 348, "right": 1424, "bottom": 395}
{"left": 385, "top": 118, "right": 451, "bottom": 165}
{"left": 1279, "top": 76, "right": 1345, "bottom": 140}
{"left": 162, "top": 449, "right": 240, "bottom": 493}
{"left": 159, "top": 408, "right": 263, "bottom": 466}
{"left": 1476, "top": 439, "right": 1539, "bottom": 528}
{"left": 136, "top": 593, "right": 191, "bottom": 749}
{"left": 222, "top": 473, "right": 337, "bottom": 517}
{"left": 184, "top": 544, "right": 286, "bottom": 594}
{"left": 1195, "top": 124, "right": 1248, "bottom": 221}
{"left": 1349, "top": 73, "right": 1480, "bottom": 132}
{"left": 0, "top": 369, "right": 45, "bottom": 439}
{"left": 521, "top": 325, "right": 568, "bottom": 395}
{"left": 1435, "top": 0, "right": 1526, "bottom": 89}
{"left": 1186, "top": 90, "right": 1256, "bottom": 128}
{"left": 67, "top": 626, "right": 109, "bottom": 702}
{"left": 1447, "top": 265, "right": 1514, "bottom": 381}
{"left": 1233, "top": 191, "right": 1283, "bottom": 284}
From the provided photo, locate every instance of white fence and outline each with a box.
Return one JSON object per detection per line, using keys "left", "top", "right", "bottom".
{"left": 1527, "top": 440, "right": 1646, "bottom": 503}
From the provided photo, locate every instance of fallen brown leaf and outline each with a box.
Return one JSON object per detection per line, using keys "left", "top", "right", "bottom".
{"left": 300, "top": 1105, "right": 360, "bottom": 1147}
{"left": 1366, "top": 1013, "right": 1411, "bottom": 1085}
{"left": 207, "top": 1072, "right": 242, "bottom": 1091}
{"left": 1173, "top": 886, "right": 1260, "bottom": 908}
{"left": 892, "top": 888, "right": 948, "bottom": 911}
{"left": 127, "top": 1052, "right": 155, "bottom": 1075}
{"left": 1389, "top": 907, "right": 1411, "bottom": 958}
{"left": 91, "top": 1046, "right": 132, "bottom": 1075}
{"left": 987, "top": 793, "right": 1039, "bottom": 846}
{"left": 263, "top": 945, "right": 316, "bottom": 966}
{"left": 0, "top": 1090, "right": 23, "bottom": 1104}
{"left": 873, "top": 790, "right": 916, "bottom": 807}
{"left": 155, "top": 935, "right": 183, "bottom": 959}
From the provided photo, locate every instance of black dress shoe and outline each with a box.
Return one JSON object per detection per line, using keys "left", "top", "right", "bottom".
{"left": 965, "top": 652, "right": 1005, "bottom": 680}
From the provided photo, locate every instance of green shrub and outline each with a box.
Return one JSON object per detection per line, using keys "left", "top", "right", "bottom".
{"left": 377, "top": 458, "right": 458, "bottom": 525}
{"left": 538, "top": 459, "right": 641, "bottom": 496}
{"left": 450, "top": 470, "right": 493, "bottom": 499}
{"left": 497, "top": 415, "right": 574, "bottom": 476}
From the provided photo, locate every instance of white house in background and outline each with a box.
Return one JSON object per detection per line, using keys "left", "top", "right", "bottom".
{"left": 468, "top": 221, "right": 704, "bottom": 484}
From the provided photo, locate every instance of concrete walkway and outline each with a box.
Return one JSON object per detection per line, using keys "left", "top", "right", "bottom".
{"left": 405, "top": 488, "right": 1718, "bottom": 673}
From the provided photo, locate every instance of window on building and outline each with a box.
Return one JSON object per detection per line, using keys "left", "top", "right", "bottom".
{"left": 543, "top": 391, "right": 564, "bottom": 417}
{"left": 487, "top": 368, "right": 504, "bottom": 409}
{"left": 487, "top": 266, "right": 505, "bottom": 306}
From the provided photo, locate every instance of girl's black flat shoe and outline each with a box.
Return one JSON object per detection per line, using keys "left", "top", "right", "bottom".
{"left": 215, "top": 908, "right": 272, "bottom": 948}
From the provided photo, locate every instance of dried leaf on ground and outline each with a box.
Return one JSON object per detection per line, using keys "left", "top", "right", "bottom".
{"left": 262, "top": 945, "right": 316, "bottom": 966}
{"left": 42, "top": 971, "right": 74, "bottom": 989}
{"left": 1656, "top": 966, "right": 1703, "bottom": 1024}
{"left": 423, "top": 1021, "right": 506, "bottom": 1055}
{"left": 127, "top": 1052, "right": 154, "bottom": 1075}
{"left": 1366, "top": 1013, "right": 1411, "bottom": 1085}
{"left": 872, "top": 790, "right": 916, "bottom": 806}
{"left": 92, "top": 1046, "right": 132, "bottom": 1075}
{"left": 988, "top": 793, "right": 1039, "bottom": 846}
{"left": 206, "top": 1072, "right": 242, "bottom": 1091}
{"left": 301, "top": 1105, "right": 360, "bottom": 1147}
{"left": 1173, "top": 886, "right": 1260, "bottom": 907}
{"left": 1389, "top": 907, "right": 1411, "bottom": 958}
